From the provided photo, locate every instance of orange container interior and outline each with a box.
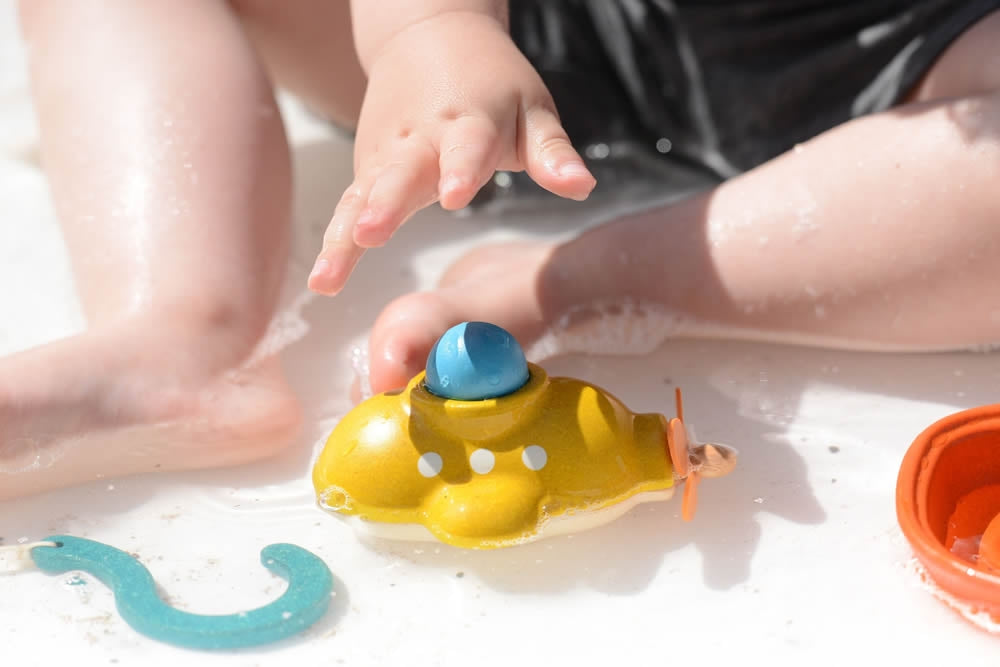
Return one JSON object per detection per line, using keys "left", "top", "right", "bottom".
{"left": 924, "top": 431, "right": 1000, "bottom": 565}
{"left": 898, "top": 409, "right": 1000, "bottom": 618}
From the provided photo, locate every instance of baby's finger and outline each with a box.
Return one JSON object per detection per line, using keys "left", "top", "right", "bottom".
{"left": 354, "top": 144, "right": 440, "bottom": 248}
{"left": 437, "top": 116, "right": 501, "bottom": 210}
{"left": 308, "top": 182, "right": 369, "bottom": 295}
{"left": 520, "top": 105, "right": 596, "bottom": 201}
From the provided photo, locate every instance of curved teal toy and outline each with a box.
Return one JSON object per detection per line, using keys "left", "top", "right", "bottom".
{"left": 31, "top": 535, "right": 333, "bottom": 650}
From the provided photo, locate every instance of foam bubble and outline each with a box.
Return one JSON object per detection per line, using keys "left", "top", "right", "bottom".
{"left": 342, "top": 293, "right": 992, "bottom": 409}
{"left": 526, "top": 299, "right": 690, "bottom": 360}
{"left": 318, "top": 485, "right": 355, "bottom": 512}
{"left": 0, "top": 543, "right": 42, "bottom": 573}
{"left": 351, "top": 344, "right": 373, "bottom": 400}
{"left": 524, "top": 296, "right": 973, "bottom": 361}
{"left": 245, "top": 289, "right": 316, "bottom": 366}
{"left": 903, "top": 557, "right": 1000, "bottom": 633}
{"left": 0, "top": 436, "right": 62, "bottom": 474}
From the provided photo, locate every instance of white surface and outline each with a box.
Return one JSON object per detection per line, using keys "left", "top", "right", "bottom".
{"left": 1, "top": 3, "right": 999, "bottom": 665}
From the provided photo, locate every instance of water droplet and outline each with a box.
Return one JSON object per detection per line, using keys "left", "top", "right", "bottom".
{"left": 753, "top": 497, "right": 764, "bottom": 504}
{"left": 585, "top": 143, "right": 610, "bottom": 160}
{"left": 655, "top": 138, "right": 672, "bottom": 153}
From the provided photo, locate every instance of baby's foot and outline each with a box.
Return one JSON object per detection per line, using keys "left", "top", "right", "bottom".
{"left": 0, "top": 325, "right": 301, "bottom": 500}
{"left": 366, "top": 241, "right": 565, "bottom": 394}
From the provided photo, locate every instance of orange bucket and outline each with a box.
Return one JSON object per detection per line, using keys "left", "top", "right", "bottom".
{"left": 896, "top": 404, "right": 1000, "bottom": 622}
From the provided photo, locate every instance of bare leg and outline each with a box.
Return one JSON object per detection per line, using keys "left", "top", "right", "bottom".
{"left": 364, "top": 11, "right": 1000, "bottom": 393}
{"left": 230, "top": 0, "right": 366, "bottom": 129}
{"left": 1, "top": 0, "right": 300, "bottom": 499}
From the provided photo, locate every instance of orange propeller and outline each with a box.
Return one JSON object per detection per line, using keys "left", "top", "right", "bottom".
{"left": 667, "top": 387, "right": 700, "bottom": 521}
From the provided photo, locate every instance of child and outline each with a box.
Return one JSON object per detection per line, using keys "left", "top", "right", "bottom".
{"left": 4, "top": 0, "right": 1000, "bottom": 499}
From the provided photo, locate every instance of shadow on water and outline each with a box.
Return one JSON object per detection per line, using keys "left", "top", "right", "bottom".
{"left": 350, "top": 346, "right": 824, "bottom": 595}
{"left": 331, "top": 340, "right": 999, "bottom": 596}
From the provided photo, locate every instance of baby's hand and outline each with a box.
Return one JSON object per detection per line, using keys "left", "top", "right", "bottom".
{"left": 308, "top": 12, "right": 595, "bottom": 295}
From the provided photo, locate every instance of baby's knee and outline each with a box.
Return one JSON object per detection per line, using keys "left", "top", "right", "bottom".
{"left": 130, "top": 292, "right": 278, "bottom": 365}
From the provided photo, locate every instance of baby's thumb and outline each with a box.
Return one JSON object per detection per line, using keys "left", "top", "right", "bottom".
{"left": 519, "top": 105, "right": 596, "bottom": 201}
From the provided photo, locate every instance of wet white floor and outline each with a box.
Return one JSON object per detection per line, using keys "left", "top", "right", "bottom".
{"left": 2, "top": 2, "right": 998, "bottom": 664}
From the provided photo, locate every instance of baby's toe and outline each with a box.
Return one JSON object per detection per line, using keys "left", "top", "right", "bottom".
{"left": 368, "top": 292, "right": 461, "bottom": 394}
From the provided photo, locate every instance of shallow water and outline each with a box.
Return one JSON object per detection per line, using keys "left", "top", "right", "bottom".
{"left": 905, "top": 558, "right": 1000, "bottom": 635}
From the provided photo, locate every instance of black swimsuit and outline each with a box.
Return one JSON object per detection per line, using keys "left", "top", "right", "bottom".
{"left": 471, "top": 0, "right": 1000, "bottom": 210}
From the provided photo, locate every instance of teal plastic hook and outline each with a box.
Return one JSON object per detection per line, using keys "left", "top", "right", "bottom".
{"left": 31, "top": 535, "right": 334, "bottom": 650}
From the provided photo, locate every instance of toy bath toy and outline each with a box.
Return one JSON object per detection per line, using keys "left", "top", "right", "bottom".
{"left": 2, "top": 536, "right": 334, "bottom": 650}
{"left": 313, "top": 321, "right": 737, "bottom": 550}
{"left": 897, "top": 404, "right": 1000, "bottom": 626}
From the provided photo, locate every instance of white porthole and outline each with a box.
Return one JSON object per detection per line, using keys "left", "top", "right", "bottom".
{"left": 469, "top": 449, "right": 495, "bottom": 474}
{"left": 417, "top": 452, "right": 443, "bottom": 478}
{"left": 522, "top": 445, "right": 547, "bottom": 471}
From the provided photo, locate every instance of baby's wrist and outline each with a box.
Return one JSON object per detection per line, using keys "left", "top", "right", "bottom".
{"left": 353, "top": 4, "right": 509, "bottom": 73}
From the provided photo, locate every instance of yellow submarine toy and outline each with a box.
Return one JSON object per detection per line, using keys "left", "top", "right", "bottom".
{"left": 313, "top": 322, "right": 736, "bottom": 549}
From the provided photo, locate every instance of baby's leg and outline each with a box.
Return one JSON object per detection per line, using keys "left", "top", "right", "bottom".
{"left": 229, "top": 0, "right": 366, "bottom": 131}
{"left": 1, "top": 0, "right": 300, "bottom": 498}
{"left": 364, "top": 10, "right": 1000, "bottom": 393}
